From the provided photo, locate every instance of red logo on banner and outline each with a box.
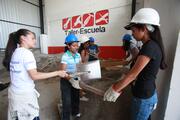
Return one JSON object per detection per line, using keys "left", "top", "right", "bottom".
{"left": 62, "top": 18, "right": 71, "bottom": 30}
{"left": 82, "top": 13, "right": 94, "bottom": 27}
{"left": 95, "top": 10, "right": 109, "bottom": 25}
{"left": 72, "top": 15, "right": 82, "bottom": 28}
{"left": 62, "top": 9, "right": 109, "bottom": 30}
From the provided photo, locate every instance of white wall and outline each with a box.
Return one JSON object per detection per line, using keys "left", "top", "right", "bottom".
{"left": 44, "top": 0, "right": 132, "bottom": 47}
{"left": 143, "top": 0, "right": 180, "bottom": 120}
{"left": 164, "top": 31, "right": 180, "bottom": 120}
{"left": 0, "top": 0, "right": 41, "bottom": 48}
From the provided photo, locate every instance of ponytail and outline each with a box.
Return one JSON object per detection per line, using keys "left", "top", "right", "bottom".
{"left": 3, "top": 32, "right": 19, "bottom": 71}
{"left": 2, "top": 29, "right": 32, "bottom": 71}
{"left": 149, "top": 26, "right": 168, "bottom": 70}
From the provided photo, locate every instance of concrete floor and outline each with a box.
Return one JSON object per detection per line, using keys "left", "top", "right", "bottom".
{"left": 0, "top": 50, "right": 132, "bottom": 120}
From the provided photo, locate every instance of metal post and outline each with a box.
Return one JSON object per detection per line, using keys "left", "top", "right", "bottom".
{"left": 131, "top": 0, "right": 136, "bottom": 18}
{"left": 39, "top": 0, "right": 44, "bottom": 34}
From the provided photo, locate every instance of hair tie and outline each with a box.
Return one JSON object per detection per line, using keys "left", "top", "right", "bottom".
{"left": 146, "top": 24, "right": 155, "bottom": 32}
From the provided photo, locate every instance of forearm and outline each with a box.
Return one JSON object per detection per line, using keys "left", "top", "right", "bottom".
{"left": 114, "top": 55, "right": 151, "bottom": 92}
{"left": 81, "top": 57, "right": 86, "bottom": 63}
{"left": 113, "top": 74, "right": 136, "bottom": 92}
{"left": 31, "top": 71, "right": 59, "bottom": 80}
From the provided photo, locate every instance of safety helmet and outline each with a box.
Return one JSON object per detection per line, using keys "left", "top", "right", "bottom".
{"left": 125, "top": 8, "right": 160, "bottom": 30}
{"left": 122, "top": 34, "right": 132, "bottom": 41}
{"left": 80, "top": 35, "right": 89, "bottom": 43}
{"left": 89, "top": 37, "right": 95, "bottom": 42}
{"left": 65, "top": 34, "right": 79, "bottom": 44}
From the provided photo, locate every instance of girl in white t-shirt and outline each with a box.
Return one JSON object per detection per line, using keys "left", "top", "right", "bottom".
{"left": 3, "top": 29, "right": 68, "bottom": 120}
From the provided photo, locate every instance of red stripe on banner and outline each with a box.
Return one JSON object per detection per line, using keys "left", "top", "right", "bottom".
{"left": 99, "top": 46, "right": 126, "bottom": 59}
{"left": 48, "top": 46, "right": 65, "bottom": 54}
{"left": 48, "top": 46, "right": 126, "bottom": 59}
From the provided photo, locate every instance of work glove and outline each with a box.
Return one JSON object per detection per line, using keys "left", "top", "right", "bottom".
{"left": 69, "top": 77, "right": 82, "bottom": 89}
{"left": 103, "top": 85, "right": 121, "bottom": 102}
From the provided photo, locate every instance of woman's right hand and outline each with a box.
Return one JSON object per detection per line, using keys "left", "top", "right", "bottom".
{"left": 57, "top": 70, "right": 68, "bottom": 78}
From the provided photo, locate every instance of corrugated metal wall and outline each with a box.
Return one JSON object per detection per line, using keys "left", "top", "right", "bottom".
{"left": 0, "top": 0, "right": 41, "bottom": 49}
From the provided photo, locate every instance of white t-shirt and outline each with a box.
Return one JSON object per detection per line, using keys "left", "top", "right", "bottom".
{"left": 10, "top": 47, "right": 37, "bottom": 93}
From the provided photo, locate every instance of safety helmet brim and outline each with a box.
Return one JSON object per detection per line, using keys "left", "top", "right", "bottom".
{"left": 64, "top": 41, "right": 79, "bottom": 44}
{"left": 65, "top": 33, "right": 79, "bottom": 44}
{"left": 124, "top": 23, "right": 136, "bottom": 30}
{"left": 80, "top": 35, "right": 89, "bottom": 43}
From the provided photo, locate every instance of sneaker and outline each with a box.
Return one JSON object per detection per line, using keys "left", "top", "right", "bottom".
{"left": 57, "top": 103, "right": 62, "bottom": 115}
{"left": 80, "top": 96, "right": 89, "bottom": 102}
{"left": 0, "top": 82, "right": 10, "bottom": 91}
{"left": 75, "top": 113, "right": 81, "bottom": 118}
{"left": 71, "top": 113, "right": 81, "bottom": 120}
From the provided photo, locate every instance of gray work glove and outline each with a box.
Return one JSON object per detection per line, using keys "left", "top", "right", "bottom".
{"left": 69, "top": 77, "right": 82, "bottom": 89}
{"left": 103, "top": 85, "right": 121, "bottom": 102}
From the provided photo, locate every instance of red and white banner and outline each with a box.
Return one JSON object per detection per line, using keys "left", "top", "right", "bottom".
{"left": 83, "top": 13, "right": 94, "bottom": 27}
{"left": 72, "top": 15, "right": 82, "bottom": 28}
{"left": 62, "top": 18, "right": 71, "bottom": 30}
{"left": 95, "top": 9, "right": 109, "bottom": 25}
{"left": 62, "top": 9, "right": 109, "bottom": 30}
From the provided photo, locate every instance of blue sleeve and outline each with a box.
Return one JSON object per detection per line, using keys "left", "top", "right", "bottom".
{"left": 61, "top": 54, "right": 68, "bottom": 64}
{"left": 95, "top": 45, "right": 99, "bottom": 53}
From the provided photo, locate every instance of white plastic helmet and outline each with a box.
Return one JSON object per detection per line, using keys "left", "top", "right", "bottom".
{"left": 131, "top": 8, "right": 160, "bottom": 26}
{"left": 80, "top": 35, "right": 89, "bottom": 43}
{"left": 125, "top": 8, "right": 160, "bottom": 30}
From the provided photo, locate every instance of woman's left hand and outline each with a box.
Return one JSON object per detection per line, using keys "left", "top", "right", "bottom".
{"left": 58, "top": 70, "right": 68, "bottom": 78}
{"left": 103, "top": 84, "right": 122, "bottom": 102}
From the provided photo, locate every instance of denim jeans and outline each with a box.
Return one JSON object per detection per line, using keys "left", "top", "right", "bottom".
{"left": 131, "top": 92, "right": 158, "bottom": 120}
{"left": 60, "top": 79, "right": 80, "bottom": 120}
{"left": 16, "top": 117, "right": 39, "bottom": 120}
{"left": 33, "top": 117, "right": 40, "bottom": 120}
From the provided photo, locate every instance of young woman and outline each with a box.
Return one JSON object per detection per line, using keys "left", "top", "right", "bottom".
{"left": 104, "top": 8, "right": 167, "bottom": 120}
{"left": 3, "top": 29, "right": 68, "bottom": 120}
{"left": 60, "top": 34, "right": 82, "bottom": 120}
{"left": 78, "top": 35, "right": 90, "bottom": 63}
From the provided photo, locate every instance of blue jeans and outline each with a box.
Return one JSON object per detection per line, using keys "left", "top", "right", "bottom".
{"left": 131, "top": 92, "right": 158, "bottom": 120}
{"left": 33, "top": 117, "right": 40, "bottom": 120}
{"left": 60, "top": 79, "right": 80, "bottom": 120}
{"left": 16, "top": 117, "right": 39, "bottom": 120}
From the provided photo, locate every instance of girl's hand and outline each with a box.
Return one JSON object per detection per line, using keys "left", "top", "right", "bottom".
{"left": 57, "top": 70, "right": 68, "bottom": 78}
{"left": 103, "top": 84, "right": 122, "bottom": 102}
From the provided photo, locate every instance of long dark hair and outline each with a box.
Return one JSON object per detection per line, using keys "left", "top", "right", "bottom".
{"left": 64, "top": 42, "right": 73, "bottom": 52}
{"left": 78, "top": 43, "right": 84, "bottom": 54}
{"left": 78, "top": 41, "right": 90, "bottom": 54}
{"left": 133, "top": 24, "right": 167, "bottom": 69}
{"left": 2, "top": 29, "right": 32, "bottom": 71}
{"left": 149, "top": 25, "right": 167, "bottom": 69}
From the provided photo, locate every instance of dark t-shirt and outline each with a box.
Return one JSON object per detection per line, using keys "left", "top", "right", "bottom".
{"left": 88, "top": 44, "right": 99, "bottom": 61}
{"left": 132, "top": 40, "right": 162, "bottom": 99}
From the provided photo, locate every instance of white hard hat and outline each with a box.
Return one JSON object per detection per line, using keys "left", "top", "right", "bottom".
{"left": 80, "top": 35, "right": 89, "bottom": 43}
{"left": 125, "top": 8, "right": 160, "bottom": 30}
